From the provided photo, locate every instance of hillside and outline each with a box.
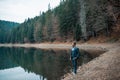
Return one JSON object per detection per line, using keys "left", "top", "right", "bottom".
{"left": 63, "top": 43, "right": 120, "bottom": 80}
{"left": 0, "top": 20, "right": 19, "bottom": 43}
{"left": 0, "top": 0, "right": 119, "bottom": 43}
{"left": 0, "top": 20, "right": 19, "bottom": 30}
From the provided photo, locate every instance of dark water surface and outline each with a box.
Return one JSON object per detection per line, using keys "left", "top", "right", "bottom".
{"left": 0, "top": 47, "right": 96, "bottom": 80}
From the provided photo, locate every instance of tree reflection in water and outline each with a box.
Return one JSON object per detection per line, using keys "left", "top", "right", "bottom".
{"left": 0, "top": 47, "right": 94, "bottom": 80}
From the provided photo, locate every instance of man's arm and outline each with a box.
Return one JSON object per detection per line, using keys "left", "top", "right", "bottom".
{"left": 70, "top": 50, "right": 72, "bottom": 60}
{"left": 76, "top": 48, "right": 80, "bottom": 59}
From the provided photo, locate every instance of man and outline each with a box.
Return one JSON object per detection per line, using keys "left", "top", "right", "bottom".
{"left": 70, "top": 41, "right": 80, "bottom": 75}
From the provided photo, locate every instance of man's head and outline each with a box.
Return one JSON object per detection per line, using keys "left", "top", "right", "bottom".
{"left": 72, "top": 41, "right": 76, "bottom": 47}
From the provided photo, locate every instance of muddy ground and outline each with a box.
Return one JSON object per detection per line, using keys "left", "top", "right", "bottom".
{"left": 62, "top": 43, "right": 120, "bottom": 80}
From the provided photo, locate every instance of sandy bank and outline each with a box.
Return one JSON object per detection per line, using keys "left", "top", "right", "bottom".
{"left": 0, "top": 43, "right": 116, "bottom": 50}
{"left": 62, "top": 43, "right": 120, "bottom": 80}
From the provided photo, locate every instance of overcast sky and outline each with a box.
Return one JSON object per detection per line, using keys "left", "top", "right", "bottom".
{"left": 0, "top": 0, "right": 60, "bottom": 23}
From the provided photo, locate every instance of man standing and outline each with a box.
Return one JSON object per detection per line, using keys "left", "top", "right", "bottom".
{"left": 70, "top": 41, "right": 80, "bottom": 75}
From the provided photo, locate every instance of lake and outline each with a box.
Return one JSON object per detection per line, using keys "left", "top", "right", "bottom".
{"left": 0, "top": 47, "right": 96, "bottom": 80}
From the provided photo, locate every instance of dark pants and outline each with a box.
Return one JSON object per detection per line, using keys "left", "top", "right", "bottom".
{"left": 72, "top": 59, "right": 77, "bottom": 74}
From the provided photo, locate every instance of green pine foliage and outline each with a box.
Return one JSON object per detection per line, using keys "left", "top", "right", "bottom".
{"left": 0, "top": 20, "right": 19, "bottom": 43}
{"left": 0, "top": 0, "right": 82, "bottom": 43}
{"left": 1, "top": 0, "right": 118, "bottom": 43}
{"left": 54, "top": 0, "right": 81, "bottom": 40}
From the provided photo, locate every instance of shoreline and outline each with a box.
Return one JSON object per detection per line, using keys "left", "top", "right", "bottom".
{"left": 62, "top": 43, "right": 120, "bottom": 80}
{"left": 0, "top": 43, "right": 115, "bottom": 50}
{"left": 0, "top": 43, "right": 120, "bottom": 80}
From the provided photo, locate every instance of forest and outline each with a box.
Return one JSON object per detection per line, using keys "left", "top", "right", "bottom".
{"left": 0, "top": 20, "right": 19, "bottom": 43}
{"left": 0, "top": 0, "right": 119, "bottom": 43}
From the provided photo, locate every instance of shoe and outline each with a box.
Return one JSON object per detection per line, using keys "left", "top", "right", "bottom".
{"left": 72, "top": 72, "right": 76, "bottom": 75}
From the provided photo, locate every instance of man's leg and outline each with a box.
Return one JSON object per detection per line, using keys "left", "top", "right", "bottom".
{"left": 74, "top": 59, "right": 77, "bottom": 74}
{"left": 72, "top": 59, "right": 77, "bottom": 74}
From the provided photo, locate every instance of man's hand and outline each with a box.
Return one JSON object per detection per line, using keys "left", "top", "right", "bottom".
{"left": 73, "top": 57, "right": 77, "bottom": 60}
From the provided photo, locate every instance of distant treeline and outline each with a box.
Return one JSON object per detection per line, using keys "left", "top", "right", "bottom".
{"left": 0, "top": 20, "right": 19, "bottom": 43}
{"left": 0, "top": 0, "right": 119, "bottom": 43}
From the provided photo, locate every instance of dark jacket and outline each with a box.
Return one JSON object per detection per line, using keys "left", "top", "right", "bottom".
{"left": 71, "top": 47, "right": 80, "bottom": 60}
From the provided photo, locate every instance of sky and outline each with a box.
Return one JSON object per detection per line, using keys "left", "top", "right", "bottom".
{"left": 0, "top": 0, "right": 60, "bottom": 23}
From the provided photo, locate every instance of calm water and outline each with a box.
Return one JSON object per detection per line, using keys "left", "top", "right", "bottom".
{"left": 0, "top": 47, "right": 94, "bottom": 80}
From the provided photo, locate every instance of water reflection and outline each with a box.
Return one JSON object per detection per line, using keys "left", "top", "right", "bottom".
{"left": 0, "top": 67, "right": 42, "bottom": 80}
{"left": 0, "top": 47, "right": 94, "bottom": 80}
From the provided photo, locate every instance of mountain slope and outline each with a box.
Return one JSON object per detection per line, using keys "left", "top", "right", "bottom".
{"left": 0, "top": 20, "right": 20, "bottom": 43}
{"left": 0, "top": 0, "right": 120, "bottom": 43}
